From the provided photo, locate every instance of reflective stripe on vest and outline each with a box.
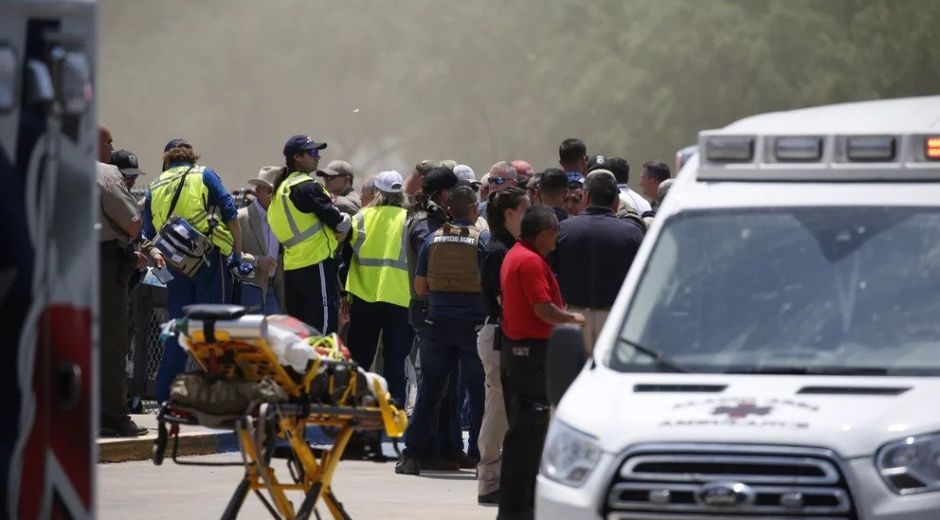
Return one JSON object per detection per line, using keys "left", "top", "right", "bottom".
{"left": 268, "top": 171, "right": 335, "bottom": 270}
{"left": 351, "top": 211, "right": 408, "bottom": 270}
{"left": 280, "top": 189, "right": 325, "bottom": 247}
{"left": 346, "top": 206, "right": 410, "bottom": 307}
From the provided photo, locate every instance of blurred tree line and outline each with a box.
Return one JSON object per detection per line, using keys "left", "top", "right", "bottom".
{"left": 100, "top": 0, "right": 940, "bottom": 184}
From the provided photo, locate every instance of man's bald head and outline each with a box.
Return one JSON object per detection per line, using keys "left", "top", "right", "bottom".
{"left": 98, "top": 124, "right": 114, "bottom": 163}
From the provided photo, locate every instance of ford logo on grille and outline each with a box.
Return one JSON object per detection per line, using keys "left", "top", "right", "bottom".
{"left": 698, "top": 482, "right": 756, "bottom": 508}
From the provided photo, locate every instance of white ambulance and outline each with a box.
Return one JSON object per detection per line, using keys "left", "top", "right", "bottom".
{"left": 538, "top": 96, "right": 940, "bottom": 520}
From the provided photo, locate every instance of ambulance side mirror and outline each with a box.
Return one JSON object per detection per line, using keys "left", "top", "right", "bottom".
{"left": 546, "top": 324, "right": 587, "bottom": 407}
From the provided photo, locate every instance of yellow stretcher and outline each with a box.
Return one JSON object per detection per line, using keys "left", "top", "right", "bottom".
{"left": 152, "top": 304, "right": 407, "bottom": 520}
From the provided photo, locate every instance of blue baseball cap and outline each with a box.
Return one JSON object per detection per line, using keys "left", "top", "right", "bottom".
{"left": 164, "top": 138, "right": 191, "bottom": 152}
{"left": 283, "top": 135, "right": 327, "bottom": 157}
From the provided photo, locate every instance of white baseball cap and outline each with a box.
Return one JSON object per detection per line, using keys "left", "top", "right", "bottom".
{"left": 454, "top": 164, "right": 479, "bottom": 185}
{"left": 374, "top": 170, "right": 403, "bottom": 193}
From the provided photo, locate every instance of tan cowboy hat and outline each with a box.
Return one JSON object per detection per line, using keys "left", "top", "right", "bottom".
{"left": 247, "top": 166, "right": 281, "bottom": 190}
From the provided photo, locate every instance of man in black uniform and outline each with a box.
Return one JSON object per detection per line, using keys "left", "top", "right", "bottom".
{"left": 398, "top": 186, "right": 488, "bottom": 475}
{"left": 400, "top": 167, "right": 463, "bottom": 468}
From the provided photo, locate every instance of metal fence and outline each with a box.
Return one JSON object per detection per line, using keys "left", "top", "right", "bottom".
{"left": 127, "top": 283, "right": 167, "bottom": 410}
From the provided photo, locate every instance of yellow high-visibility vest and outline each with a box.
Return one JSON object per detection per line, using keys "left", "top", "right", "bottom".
{"left": 268, "top": 171, "right": 337, "bottom": 270}
{"left": 149, "top": 165, "right": 234, "bottom": 255}
{"left": 346, "top": 205, "right": 410, "bottom": 308}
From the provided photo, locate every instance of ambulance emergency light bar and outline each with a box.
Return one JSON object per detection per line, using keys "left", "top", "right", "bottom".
{"left": 698, "top": 132, "right": 940, "bottom": 181}
{"left": 928, "top": 137, "right": 940, "bottom": 160}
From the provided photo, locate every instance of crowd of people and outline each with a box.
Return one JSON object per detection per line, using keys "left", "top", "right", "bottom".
{"left": 95, "top": 126, "right": 673, "bottom": 520}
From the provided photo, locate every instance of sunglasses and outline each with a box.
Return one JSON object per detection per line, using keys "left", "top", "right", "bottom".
{"left": 307, "top": 149, "right": 320, "bottom": 158}
{"left": 488, "top": 176, "right": 510, "bottom": 185}
{"left": 566, "top": 172, "right": 583, "bottom": 183}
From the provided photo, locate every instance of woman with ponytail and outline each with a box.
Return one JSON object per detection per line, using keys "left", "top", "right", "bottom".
{"left": 475, "top": 186, "right": 529, "bottom": 504}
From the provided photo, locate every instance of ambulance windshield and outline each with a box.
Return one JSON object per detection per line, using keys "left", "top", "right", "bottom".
{"left": 614, "top": 207, "right": 940, "bottom": 376}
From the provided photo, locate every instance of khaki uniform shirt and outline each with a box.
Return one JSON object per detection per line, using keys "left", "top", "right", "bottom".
{"left": 334, "top": 187, "right": 361, "bottom": 216}
{"left": 97, "top": 162, "right": 140, "bottom": 244}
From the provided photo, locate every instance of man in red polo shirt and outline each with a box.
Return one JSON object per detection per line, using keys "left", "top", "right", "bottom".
{"left": 497, "top": 205, "right": 584, "bottom": 520}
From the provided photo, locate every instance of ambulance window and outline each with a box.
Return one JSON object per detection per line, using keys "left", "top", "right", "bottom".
{"left": 614, "top": 207, "right": 940, "bottom": 376}
{"left": 0, "top": 44, "right": 16, "bottom": 112}
{"left": 57, "top": 49, "right": 91, "bottom": 114}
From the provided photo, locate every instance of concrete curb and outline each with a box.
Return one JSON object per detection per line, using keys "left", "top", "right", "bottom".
{"left": 99, "top": 430, "right": 238, "bottom": 463}
{"left": 98, "top": 414, "right": 240, "bottom": 464}
{"left": 97, "top": 415, "right": 348, "bottom": 463}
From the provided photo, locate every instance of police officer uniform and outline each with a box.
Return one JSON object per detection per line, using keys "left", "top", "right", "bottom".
{"left": 97, "top": 161, "right": 147, "bottom": 436}
{"left": 398, "top": 214, "right": 488, "bottom": 474}
{"left": 144, "top": 140, "right": 240, "bottom": 402}
{"left": 345, "top": 171, "right": 414, "bottom": 403}
{"left": 403, "top": 168, "right": 462, "bottom": 460}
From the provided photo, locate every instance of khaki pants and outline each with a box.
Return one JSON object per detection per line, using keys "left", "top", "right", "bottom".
{"left": 476, "top": 323, "right": 507, "bottom": 496}
{"left": 567, "top": 305, "right": 610, "bottom": 355}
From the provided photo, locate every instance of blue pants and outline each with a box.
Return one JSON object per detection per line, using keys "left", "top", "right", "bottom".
{"left": 156, "top": 251, "right": 230, "bottom": 402}
{"left": 232, "top": 280, "right": 279, "bottom": 314}
{"left": 405, "top": 318, "right": 485, "bottom": 458}
{"left": 412, "top": 327, "right": 462, "bottom": 456}
{"left": 263, "top": 284, "right": 280, "bottom": 315}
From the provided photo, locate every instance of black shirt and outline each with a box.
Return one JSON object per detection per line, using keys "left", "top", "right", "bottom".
{"left": 405, "top": 205, "right": 449, "bottom": 327}
{"left": 481, "top": 230, "right": 516, "bottom": 322}
{"left": 551, "top": 206, "right": 644, "bottom": 308}
{"left": 288, "top": 178, "right": 344, "bottom": 231}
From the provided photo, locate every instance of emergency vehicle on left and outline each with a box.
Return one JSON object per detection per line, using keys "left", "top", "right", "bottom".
{"left": 0, "top": 1, "right": 98, "bottom": 519}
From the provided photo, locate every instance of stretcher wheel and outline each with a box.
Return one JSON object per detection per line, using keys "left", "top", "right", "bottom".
{"left": 152, "top": 414, "right": 168, "bottom": 465}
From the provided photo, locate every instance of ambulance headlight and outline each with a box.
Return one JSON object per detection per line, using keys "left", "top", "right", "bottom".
{"left": 541, "top": 420, "right": 601, "bottom": 487}
{"left": 877, "top": 432, "right": 940, "bottom": 494}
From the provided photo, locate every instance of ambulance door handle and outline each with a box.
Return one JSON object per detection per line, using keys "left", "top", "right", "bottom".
{"left": 57, "top": 362, "right": 82, "bottom": 410}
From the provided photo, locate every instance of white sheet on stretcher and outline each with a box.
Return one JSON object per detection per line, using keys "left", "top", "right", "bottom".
{"left": 177, "top": 315, "right": 389, "bottom": 398}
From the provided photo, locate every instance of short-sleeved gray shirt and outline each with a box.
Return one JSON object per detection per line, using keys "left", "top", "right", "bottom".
{"left": 97, "top": 162, "right": 140, "bottom": 244}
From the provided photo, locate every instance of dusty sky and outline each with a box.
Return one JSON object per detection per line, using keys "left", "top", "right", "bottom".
{"left": 98, "top": 0, "right": 939, "bottom": 191}
{"left": 98, "top": 0, "right": 541, "bottom": 189}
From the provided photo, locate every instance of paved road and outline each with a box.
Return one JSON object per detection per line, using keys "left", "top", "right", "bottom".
{"left": 98, "top": 453, "right": 494, "bottom": 519}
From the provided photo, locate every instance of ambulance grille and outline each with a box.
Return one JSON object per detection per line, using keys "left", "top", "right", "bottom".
{"left": 604, "top": 444, "right": 856, "bottom": 520}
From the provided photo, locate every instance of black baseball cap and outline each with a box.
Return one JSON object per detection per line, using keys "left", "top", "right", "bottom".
{"left": 422, "top": 167, "right": 459, "bottom": 194}
{"left": 587, "top": 154, "right": 609, "bottom": 172}
{"left": 164, "top": 138, "right": 191, "bottom": 152}
{"left": 589, "top": 154, "right": 629, "bottom": 182}
{"left": 111, "top": 149, "right": 145, "bottom": 177}
{"left": 283, "top": 135, "right": 327, "bottom": 157}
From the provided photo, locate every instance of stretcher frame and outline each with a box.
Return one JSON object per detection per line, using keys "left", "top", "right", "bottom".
{"left": 153, "top": 312, "right": 407, "bottom": 520}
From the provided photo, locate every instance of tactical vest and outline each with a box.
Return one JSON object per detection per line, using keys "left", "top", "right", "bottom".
{"left": 427, "top": 223, "right": 482, "bottom": 293}
{"left": 149, "top": 165, "right": 234, "bottom": 255}
{"left": 346, "top": 206, "right": 410, "bottom": 308}
{"left": 268, "top": 171, "right": 337, "bottom": 270}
